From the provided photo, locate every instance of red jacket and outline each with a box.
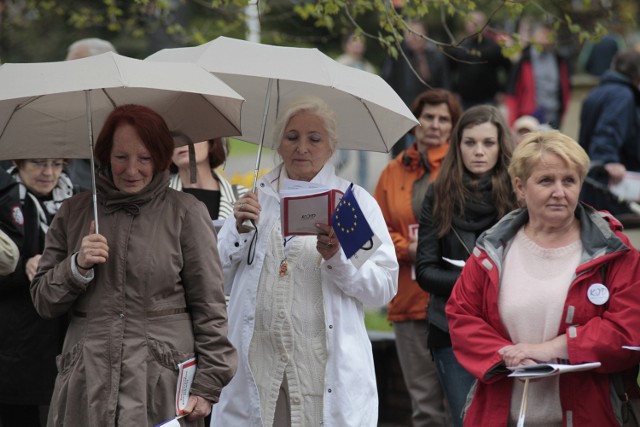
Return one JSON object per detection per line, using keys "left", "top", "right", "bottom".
{"left": 374, "top": 143, "right": 448, "bottom": 322}
{"left": 504, "top": 48, "right": 571, "bottom": 126}
{"left": 446, "top": 205, "right": 640, "bottom": 426}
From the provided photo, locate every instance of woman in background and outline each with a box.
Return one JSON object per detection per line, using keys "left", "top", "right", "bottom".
{"left": 415, "top": 105, "right": 517, "bottom": 426}
{"left": 0, "top": 158, "right": 75, "bottom": 427}
{"left": 374, "top": 88, "right": 461, "bottom": 426}
{"left": 170, "top": 138, "right": 246, "bottom": 221}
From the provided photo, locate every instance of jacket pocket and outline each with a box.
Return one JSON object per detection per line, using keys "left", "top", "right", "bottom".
{"left": 51, "top": 339, "right": 88, "bottom": 427}
{"left": 146, "top": 337, "right": 196, "bottom": 423}
{"left": 55, "top": 339, "right": 84, "bottom": 375}
{"left": 147, "top": 336, "right": 195, "bottom": 371}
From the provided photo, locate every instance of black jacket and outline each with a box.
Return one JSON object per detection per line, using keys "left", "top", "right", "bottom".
{"left": 381, "top": 42, "right": 451, "bottom": 107}
{"left": 447, "top": 35, "right": 511, "bottom": 106}
{"left": 579, "top": 70, "right": 640, "bottom": 215}
{"left": 415, "top": 187, "right": 484, "bottom": 348}
{"left": 0, "top": 173, "right": 67, "bottom": 405}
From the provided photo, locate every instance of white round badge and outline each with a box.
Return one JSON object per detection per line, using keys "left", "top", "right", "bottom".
{"left": 587, "top": 283, "right": 609, "bottom": 306}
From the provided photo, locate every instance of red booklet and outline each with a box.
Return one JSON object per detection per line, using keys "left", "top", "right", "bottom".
{"left": 280, "top": 184, "right": 343, "bottom": 236}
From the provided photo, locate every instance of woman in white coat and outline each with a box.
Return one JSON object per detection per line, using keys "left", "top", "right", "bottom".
{"left": 211, "top": 96, "right": 398, "bottom": 426}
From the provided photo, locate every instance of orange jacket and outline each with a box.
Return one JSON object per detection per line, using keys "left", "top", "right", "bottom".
{"left": 374, "top": 143, "right": 448, "bottom": 322}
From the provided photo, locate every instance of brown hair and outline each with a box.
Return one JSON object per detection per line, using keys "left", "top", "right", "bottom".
{"left": 94, "top": 104, "right": 174, "bottom": 172}
{"left": 410, "top": 89, "right": 462, "bottom": 133}
{"left": 169, "top": 138, "right": 229, "bottom": 174}
{"left": 432, "top": 105, "right": 517, "bottom": 237}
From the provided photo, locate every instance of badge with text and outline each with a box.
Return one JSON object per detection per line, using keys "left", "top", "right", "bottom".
{"left": 587, "top": 283, "right": 609, "bottom": 305}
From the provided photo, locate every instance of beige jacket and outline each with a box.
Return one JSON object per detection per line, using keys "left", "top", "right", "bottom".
{"left": 31, "top": 170, "right": 236, "bottom": 427}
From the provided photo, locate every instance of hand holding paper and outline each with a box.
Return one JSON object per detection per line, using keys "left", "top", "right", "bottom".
{"left": 280, "top": 179, "right": 343, "bottom": 236}
{"left": 316, "top": 223, "right": 341, "bottom": 260}
{"left": 183, "top": 395, "right": 212, "bottom": 421}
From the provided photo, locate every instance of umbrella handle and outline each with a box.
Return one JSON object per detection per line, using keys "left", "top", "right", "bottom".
{"left": 241, "top": 78, "right": 274, "bottom": 232}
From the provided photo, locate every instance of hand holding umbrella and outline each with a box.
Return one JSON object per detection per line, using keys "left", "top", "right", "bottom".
{"left": 233, "top": 191, "right": 261, "bottom": 233}
{"left": 76, "top": 221, "right": 109, "bottom": 273}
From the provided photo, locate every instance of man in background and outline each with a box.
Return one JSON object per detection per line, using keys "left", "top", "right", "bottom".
{"left": 382, "top": 21, "right": 451, "bottom": 157}
{"left": 504, "top": 22, "right": 570, "bottom": 129}
{"left": 447, "top": 11, "right": 511, "bottom": 110}
{"left": 65, "top": 38, "right": 117, "bottom": 190}
{"left": 579, "top": 49, "right": 640, "bottom": 215}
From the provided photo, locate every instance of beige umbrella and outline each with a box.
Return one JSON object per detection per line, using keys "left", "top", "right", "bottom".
{"left": 147, "top": 36, "right": 419, "bottom": 191}
{"left": 0, "top": 52, "right": 245, "bottom": 231}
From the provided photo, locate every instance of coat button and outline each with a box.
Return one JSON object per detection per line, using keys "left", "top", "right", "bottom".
{"left": 327, "top": 265, "right": 333, "bottom": 270}
{"left": 328, "top": 324, "right": 333, "bottom": 329}
{"left": 234, "top": 242, "right": 240, "bottom": 247}
{"left": 278, "top": 310, "right": 286, "bottom": 318}
{"left": 327, "top": 388, "right": 332, "bottom": 393}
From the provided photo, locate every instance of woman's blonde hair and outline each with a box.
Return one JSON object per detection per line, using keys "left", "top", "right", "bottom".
{"left": 273, "top": 96, "right": 338, "bottom": 151}
{"left": 508, "top": 131, "right": 590, "bottom": 185}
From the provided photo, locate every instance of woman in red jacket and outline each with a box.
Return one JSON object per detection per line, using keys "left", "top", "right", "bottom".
{"left": 447, "top": 131, "right": 640, "bottom": 426}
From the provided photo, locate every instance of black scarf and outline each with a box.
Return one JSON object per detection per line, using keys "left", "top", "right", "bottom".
{"left": 452, "top": 172, "right": 497, "bottom": 232}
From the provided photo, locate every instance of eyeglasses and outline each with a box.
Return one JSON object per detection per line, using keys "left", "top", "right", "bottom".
{"left": 26, "top": 160, "right": 65, "bottom": 170}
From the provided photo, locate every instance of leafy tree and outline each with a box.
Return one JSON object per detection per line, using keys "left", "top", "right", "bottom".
{"left": 0, "top": 0, "right": 636, "bottom": 64}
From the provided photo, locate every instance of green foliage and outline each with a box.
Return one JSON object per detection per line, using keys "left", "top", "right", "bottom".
{"left": 364, "top": 308, "right": 393, "bottom": 332}
{"left": 0, "top": 0, "right": 638, "bottom": 65}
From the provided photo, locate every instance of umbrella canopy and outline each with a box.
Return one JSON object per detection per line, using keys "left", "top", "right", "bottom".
{"left": 146, "top": 36, "right": 418, "bottom": 153}
{"left": 0, "top": 51, "right": 245, "bottom": 160}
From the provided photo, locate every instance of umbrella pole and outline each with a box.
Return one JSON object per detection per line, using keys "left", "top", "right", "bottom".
{"left": 85, "top": 90, "right": 100, "bottom": 234}
{"left": 251, "top": 78, "right": 273, "bottom": 192}
{"left": 241, "top": 78, "right": 273, "bottom": 232}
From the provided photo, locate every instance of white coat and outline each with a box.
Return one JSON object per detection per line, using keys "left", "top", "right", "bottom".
{"left": 211, "top": 163, "right": 398, "bottom": 426}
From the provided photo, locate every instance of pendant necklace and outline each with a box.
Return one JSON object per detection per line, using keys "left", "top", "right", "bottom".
{"left": 280, "top": 236, "right": 295, "bottom": 277}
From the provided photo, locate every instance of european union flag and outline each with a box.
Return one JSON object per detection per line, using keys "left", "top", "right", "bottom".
{"left": 332, "top": 183, "right": 374, "bottom": 259}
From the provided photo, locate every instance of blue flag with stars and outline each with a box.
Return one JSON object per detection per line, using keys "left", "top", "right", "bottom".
{"left": 332, "top": 183, "right": 374, "bottom": 259}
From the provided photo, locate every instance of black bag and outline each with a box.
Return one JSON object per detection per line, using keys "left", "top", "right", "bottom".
{"left": 611, "top": 371, "right": 640, "bottom": 427}
{"left": 601, "top": 264, "right": 640, "bottom": 427}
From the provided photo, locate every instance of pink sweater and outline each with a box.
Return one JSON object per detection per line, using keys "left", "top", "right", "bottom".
{"left": 498, "top": 229, "right": 582, "bottom": 426}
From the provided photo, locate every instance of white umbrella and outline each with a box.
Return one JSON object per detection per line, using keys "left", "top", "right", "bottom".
{"left": 0, "top": 51, "right": 245, "bottom": 231}
{"left": 146, "top": 36, "right": 419, "bottom": 190}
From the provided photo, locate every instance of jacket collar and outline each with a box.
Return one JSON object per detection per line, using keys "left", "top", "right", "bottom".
{"left": 477, "top": 203, "right": 629, "bottom": 268}
{"left": 97, "top": 169, "right": 170, "bottom": 215}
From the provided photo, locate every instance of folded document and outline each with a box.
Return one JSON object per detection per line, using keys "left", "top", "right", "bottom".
{"left": 508, "top": 362, "right": 601, "bottom": 378}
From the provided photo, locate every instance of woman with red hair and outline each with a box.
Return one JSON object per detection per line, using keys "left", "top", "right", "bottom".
{"left": 31, "top": 104, "right": 237, "bottom": 426}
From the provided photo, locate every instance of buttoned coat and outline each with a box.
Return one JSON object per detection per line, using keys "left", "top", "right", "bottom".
{"left": 31, "top": 170, "right": 237, "bottom": 427}
{"left": 211, "top": 163, "right": 398, "bottom": 426}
